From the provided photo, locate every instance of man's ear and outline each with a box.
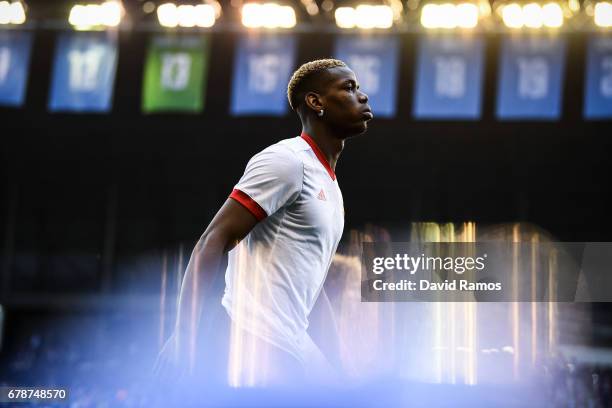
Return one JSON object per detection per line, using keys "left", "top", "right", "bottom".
{"left": 305, "top": 91, "right": 323, "bottom": 114}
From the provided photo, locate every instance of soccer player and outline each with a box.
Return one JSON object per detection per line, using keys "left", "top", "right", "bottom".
{"left": 155, "top": 59, "right": 372, "bottom": 385}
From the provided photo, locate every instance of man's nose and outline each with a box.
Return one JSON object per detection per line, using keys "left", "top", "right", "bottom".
{"left": 358, "top": 91, "right": 369, "bottom": 104}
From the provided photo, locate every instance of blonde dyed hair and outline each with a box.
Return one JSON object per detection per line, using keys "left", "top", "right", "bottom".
{"left": 287, "top": 59, "right": 346, "bottom": 111}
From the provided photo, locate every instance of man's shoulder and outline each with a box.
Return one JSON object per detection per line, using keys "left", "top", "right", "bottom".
{"left": 249, "top": 136, "right": 309, "bottom": 165}
{"left": 245, "top": 137, "right": 306, "bottom": 178}
{"left": 266, "top": 136, "right": 310, "bottom": 157}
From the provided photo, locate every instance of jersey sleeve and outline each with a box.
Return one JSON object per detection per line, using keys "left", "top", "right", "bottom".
{"left": 229, "top": 146, "right": 303, "bottom": 221}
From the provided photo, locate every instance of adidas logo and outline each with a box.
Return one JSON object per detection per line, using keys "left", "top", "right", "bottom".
{"left": 317, "top": 189, "right": 327, "bottom": 201}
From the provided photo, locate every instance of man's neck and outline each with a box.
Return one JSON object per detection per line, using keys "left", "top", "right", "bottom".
{"left": 301, "top": 124, "right": 345, "bottom": 172}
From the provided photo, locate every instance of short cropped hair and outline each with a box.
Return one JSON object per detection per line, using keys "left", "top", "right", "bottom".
{"left": 287, "top": 59, "right": 346, "bottom": 111}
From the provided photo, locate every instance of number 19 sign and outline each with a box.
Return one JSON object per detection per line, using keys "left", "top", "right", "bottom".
{"left": 496, "top": 36, "right": 566, "bottom": 120}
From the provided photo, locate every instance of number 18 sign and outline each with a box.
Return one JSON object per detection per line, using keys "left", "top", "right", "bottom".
{"left": 413, "top": 35, "right": 484, "bottom": 120}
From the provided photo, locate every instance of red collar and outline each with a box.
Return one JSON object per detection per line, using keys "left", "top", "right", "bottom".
{"left": 300, "top": 132, "right": 336, "bottom": 181}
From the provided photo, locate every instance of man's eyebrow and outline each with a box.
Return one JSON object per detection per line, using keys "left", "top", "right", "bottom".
{"left": 341, "top": 79, "right": 358, "bottom": 88}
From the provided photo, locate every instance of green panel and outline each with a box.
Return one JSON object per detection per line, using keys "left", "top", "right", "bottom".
{"left": 142, "top": 35, "right": 210, "bottom": 113}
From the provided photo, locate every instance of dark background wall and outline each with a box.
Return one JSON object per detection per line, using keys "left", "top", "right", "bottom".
{"left": 1, "top": 29, "right": 611, "bottom": 299}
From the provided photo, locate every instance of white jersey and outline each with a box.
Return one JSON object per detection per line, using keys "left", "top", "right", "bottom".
{"left": 221, "top": 133, "right": 344, "bottom": 364}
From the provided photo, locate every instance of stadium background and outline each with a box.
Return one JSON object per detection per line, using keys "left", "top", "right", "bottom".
{"left": 1, "top": 0, "right": 612, "bottom": 405}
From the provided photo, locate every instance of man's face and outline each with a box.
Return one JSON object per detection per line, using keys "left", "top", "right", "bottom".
{"left": 318, "top": 66, "right": 372, "bottom": 136}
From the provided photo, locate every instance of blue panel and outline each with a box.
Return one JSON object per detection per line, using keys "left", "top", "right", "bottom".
{"left": 414, "top": 35, "right": 484, "bottom": 119}
{"left": 334, "top": 35, "right": 399, "bottom": 118}
{"left": 230, "top": 35, "right": 296, "bottom": 116}
{"left": 584, "top": 36, "right": 612, "bottom": 119}
{"left": 48, "top": 32, "right": 118, "bottom": 113}
{"left": 0, "top": 31, "right": 33, "bottom": 107}
{"left": 497, "top": 36, "right": 566, "bottom": 120}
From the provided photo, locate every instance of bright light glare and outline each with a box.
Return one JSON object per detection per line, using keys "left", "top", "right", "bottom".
{"left": 335, "top": 6, "right": 356, "bottom": 28}
{"left": 0, "top": 1, "right": 25, "bottom": 24}
{"left": 594, "top": 2, "right": 612, "bottom": 27}
{"left": 356, "top": 5, "right": 393, "bottom": 28}
{"left": 438, "top": 4, "right": 455, "bottom": 28}
{"left": 177, "top": 4, "right": 196, "bottom": 27}
{"left": 501, "top": 2, "right": 564, "bottom": 28}
{"left": 68, "top": 5, "right": 93, "bottom": 28}
{"left": 157, "top": 3, "right": 216, "bottom": 28}
{"left": 523, "top": 3, "right": 543, "bottom": 28}
{"left": 241, "top": 3, "right": 296, "bottom": 28}
{"left": 194, "top": 4, "right": 216, "bottom": 27}
{"left": 541, "top": 3, "right": 563, "bottom": 27}
{"left": 0, "top": 1, "right": 26, "bottom": 24}
{"left": 176, "top": 4, "right": 196, "bottom": 27}
{"left": 421, "top": 3, "right": 479, "bottom": 29}
{"left": 0, "top": 2, "right": 8, "bottom": 24}
{"left": 69, "top": 1, "right": 123, "bottom": 29}
{"left": 502, "top": 3, "right": 523, "bottom": 28}
{"left": 421, "top": 4, "right": 437, "bottom": 28}
{"left": 335, "top": 4, "right": 393, "bottom": 28}
{"left": 99, "top": 0, "right": 121, "bottom": 26}
{"left": 157, "top": 3, "right": 178, "bottom": 27}
{"left": 456, "top": 3, "right": 479, "bottom": 28}
{"left": 306, "top": 3, "right": 318, "bottom": 15}
{"left": 568, "top": 0, "right": 580, "bottom": 12}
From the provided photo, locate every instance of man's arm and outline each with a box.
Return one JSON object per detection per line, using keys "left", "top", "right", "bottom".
{"left": 155, "top": 197, "right": 259, "bottom": 376}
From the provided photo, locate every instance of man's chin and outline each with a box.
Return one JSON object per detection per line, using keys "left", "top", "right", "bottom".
{"left": 354, "top": 122, "right": 369, "bottom": 135}
{"left": 336, "top": 122, "right": 369, "bottom": 139}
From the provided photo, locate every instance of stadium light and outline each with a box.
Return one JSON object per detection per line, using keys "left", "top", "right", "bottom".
{"left": 523, "top": 3, "right": 544, "bottom": 27}
{"left": 335, "top": 7, "right": 355, "bottom": 28}
{"left": 334, "top": 5, "right": 393, "bottom": 29}
{"left": 420, "top": 3, "right": 480, "bottom": 29}
{"left": 157, "top": 3, "right": 178, "bottom": 27}
{"left": 501, "top": 3, "right": 523, "bottom": 27}
{"left": 541, "top": 3, "right": 563, "bottom": 27}
{"left": 241, "top": 3, "right": 296, "bottom": 28}
{"left": 500, "top": 2, "right": 564, "bottom": 28}
{"left": 157, "top": 3, "right": 216, "bottom": 28}
{"left": 0, "top": 1, "right": 26, "bottom": 25}
{"left": 69, "top": 1, "right": 123, "bottom": 30}
{"left": 594, "top": 1, "right": 612, "bottom": 27}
